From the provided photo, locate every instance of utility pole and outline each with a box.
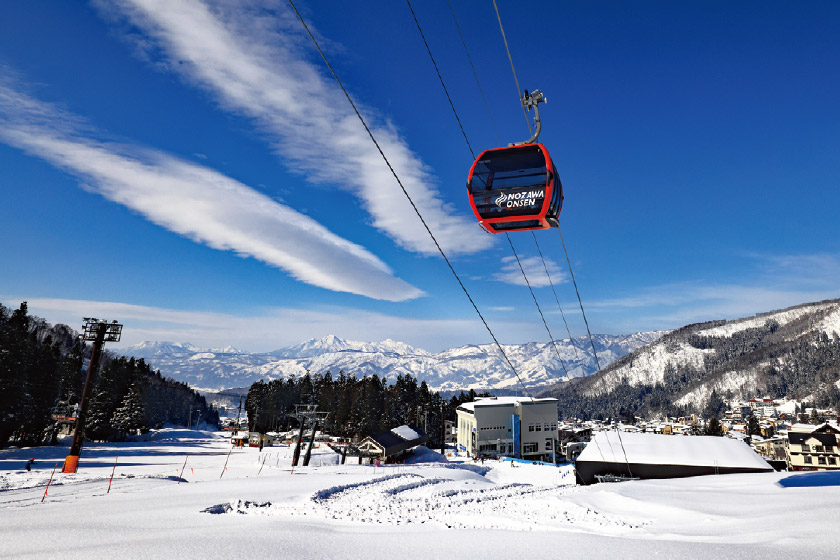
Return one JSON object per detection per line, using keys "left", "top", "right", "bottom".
{"left": 233, "top": 395, "right": 243, "bottom": 442}
{"left": 302, "top": 421, "right": 320, "bottom": 467}
{"left": 290, "top": 404, "right": 330, "bottom": 467}
{"left": 62, "top": 318, "right": 123, "bottom": 473}
{"left": 440, "top": 403, "right": 446, "bottom": 455}
{"left": 291, "top": 415, "right": 307, "bottom": 467}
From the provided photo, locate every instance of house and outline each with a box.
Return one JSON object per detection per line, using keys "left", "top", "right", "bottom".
{"left": 444, "top": 419, "right": 457, "bottom": 445}
{"left": 356, "top": 425, "right": 428, "bottom": 463}
{"left": 575, "top": 431, "right": 773, "bottom": 484}
{"left": 785, "top": 423, "right": 840, "bottom": 471}
{"left": 456, "top": 396, "right": 558, "bottom": 461}
{"left": 230, "top": 430, "right": 249, "bottom": 447}
{"left": 565, "top": 441, "right": 587, "bottom": 462}
{"left": 247, "top": 432, "right": 276, "bottom": 448}
{"left": 752, "top": 435, "right": 787, "bottom": 469}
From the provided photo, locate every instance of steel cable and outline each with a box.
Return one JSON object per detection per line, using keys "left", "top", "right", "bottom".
{"left": 287, "top": 0, "right": 531, "bottom": 398}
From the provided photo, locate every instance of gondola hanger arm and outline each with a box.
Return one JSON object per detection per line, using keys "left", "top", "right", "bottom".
{"left": 509, "top": 89, "right": 547, "bottom": 146}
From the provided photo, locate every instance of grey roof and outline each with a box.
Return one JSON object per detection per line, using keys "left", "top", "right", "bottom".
{"left": 363, "top": 424, "right": 429, "bottom": 457}
{"left": 789, "top": 432, "right": 837, "bottom": 446}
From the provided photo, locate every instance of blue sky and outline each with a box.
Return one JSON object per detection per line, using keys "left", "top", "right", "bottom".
{"left": 1, "top": 0, "right": 839, "bottom": 352}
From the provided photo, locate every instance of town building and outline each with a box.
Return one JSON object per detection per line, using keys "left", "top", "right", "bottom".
{"left": 456, "top": 396, "right": 558, "bottom": 461}
{"left": 357, "top": 425, "right": 428, "bottom": 463}
{"left": 785, "top": 423, "right": 840, "bottom": 471}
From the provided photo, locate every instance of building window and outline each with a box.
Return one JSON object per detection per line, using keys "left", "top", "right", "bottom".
{"left": 535, "top": 425, "right": 542, "bottom": 431}
{"left": 804, "top": 455, "right": 813, "bottom": 464}
{"left": 523, "top": 443, "right": 538, "bottom": 454}
{"left": 802, "top": 444, "right": 811, "bottom": 452}
{"left": 545, "top": 439, "right": 552, "bottom": 450}
{"left": 819, "top": 456, "right": 827, "bottom": 465}
{"left": 829, "top": 457, "right": 837, "bottom": 465}
{"left": 815, "top": 445, "right": 824, "bottom": 453}
{"left": 528, "top": 425, "right": 534, "bottom": 432}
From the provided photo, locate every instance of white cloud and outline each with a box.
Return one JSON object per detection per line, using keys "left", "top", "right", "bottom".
{"left": 16, "top": 297, "right": 547, "bottom": 353}
{"left": 579, "top": 253, "right": 840, "bottom": 335}
{"left": 0, "top": 82, "right": 422, "bottom": 301}
{"left": 98, "top": 0, "right": 491, "bottom": 256}
{"left": 492, "top": 255, "right": 567, "bottom": 288}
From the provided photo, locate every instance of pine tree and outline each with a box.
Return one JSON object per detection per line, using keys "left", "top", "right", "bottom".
{"left": 747, "top": 415, "right": 761, "bottom": 436}
{"left": 111, "top": 381, "right": 146, "bottom": 438}
{"left": 705, "top": 417, "right": 724, "bottom": 436}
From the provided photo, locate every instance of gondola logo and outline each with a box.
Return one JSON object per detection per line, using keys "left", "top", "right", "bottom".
{"left": 495, "top": 190, "right": 544, "bottom": 209}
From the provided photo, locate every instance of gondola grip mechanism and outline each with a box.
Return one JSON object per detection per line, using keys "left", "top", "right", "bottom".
{"left": 509, "top": 89, "right": 547, "bottom": 147}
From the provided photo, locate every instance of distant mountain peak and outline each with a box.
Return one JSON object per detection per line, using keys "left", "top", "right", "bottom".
{"left": 117, "top": 331, "right": 665, "bottom": 393}
{"left": 122, "top": 341, "right": 202, "bottom": 356}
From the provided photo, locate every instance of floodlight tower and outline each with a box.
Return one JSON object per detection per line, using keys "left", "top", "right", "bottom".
{"left": 62, "top": 318, "right": 123, "bottom": 473}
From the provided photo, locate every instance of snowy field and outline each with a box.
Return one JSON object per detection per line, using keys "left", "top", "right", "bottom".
{"left": 2, "top": 430, "right": 840, "bottom": 559}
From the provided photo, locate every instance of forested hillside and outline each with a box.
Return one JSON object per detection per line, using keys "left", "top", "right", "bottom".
{"left": 541, "top": 299, "right": 840, "bottom": 420}
{"left": 0, "top": 302, "right": 218, "bottom": 448}
{"left": 245, "top": 373, "right": 484, "bottom": 446}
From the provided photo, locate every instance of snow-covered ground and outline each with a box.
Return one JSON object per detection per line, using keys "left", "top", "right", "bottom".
{"left": 2, "top": 429, "right": 839, "bottom": 559}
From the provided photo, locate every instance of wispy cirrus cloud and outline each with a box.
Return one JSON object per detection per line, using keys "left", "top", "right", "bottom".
{"left": 0, "top": 81, "right": 422, "bottom": 301}
{"left": 96, "top": 0, "right": 490, "bottom": 257}
{"left": 492, "top": 255, "right": 567, "bottom": 288}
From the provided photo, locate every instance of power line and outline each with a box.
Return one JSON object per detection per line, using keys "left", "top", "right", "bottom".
{"left": 407, "top": 0, "right": 476, "bottom": 159}
{"left": 505, "top": 233, "right": 569, "bottom": 377}
{"left": 557, "top": 227, "right": 602, "bottom": 371}
{"left": 447, "top": 0, "right": 501, "bottom": 146}
{"left": 531, "top": 230, "right": 582, "bottom": 363}
{"left": 492, "top": 0, "right": 532, "bottom": 137}
{"left": 489, "top": 3, "right": 603, "bottom": 374}
{"left": 286, "top": 0, "right": 530, "bottom": 398}
{"left": 407, "top": 0, "right": 570, "bottom": 384}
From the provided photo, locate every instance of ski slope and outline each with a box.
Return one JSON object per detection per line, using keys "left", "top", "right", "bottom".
{"left": 1, "top": 429, "right": 838, "bottom": 559}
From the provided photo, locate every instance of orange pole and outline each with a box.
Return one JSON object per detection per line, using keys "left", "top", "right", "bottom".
{"left": 178, "top": 455, "right": 189, "bottom": 484}
{"left": 41, "top": 463, "right": 58, "bottom": 503}
{"left": 107, "top": 457, "right": 118, "bottom": 493}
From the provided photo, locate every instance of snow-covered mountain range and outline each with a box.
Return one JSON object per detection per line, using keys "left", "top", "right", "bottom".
{"left": 119, "top": 332, "right": 667, "bottom": 393}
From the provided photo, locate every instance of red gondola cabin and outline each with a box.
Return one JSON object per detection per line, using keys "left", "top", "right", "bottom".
{"left": 466, "top": 143, "right": 562, "bottom": 234}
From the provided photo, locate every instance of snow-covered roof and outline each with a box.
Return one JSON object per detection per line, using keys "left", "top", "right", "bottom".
{"left": 391, "top": 425, "right": 421, "bottom": 440}
{"left": 791, "top": 423, "right": 819, "bottom": 432}
{"left": 577, "top": 431, "right": 772, "bottom": 470}
{"left": 791, "top": 422, "right": 840, "bottom": 433}
{"left": 458, "top": 396, "right": 557, "bottom": 411}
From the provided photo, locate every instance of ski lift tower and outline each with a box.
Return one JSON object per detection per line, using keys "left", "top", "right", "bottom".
{"left": 290, "top": 404, "right": 330, "bottom": 467}
{"left": 62, "top": 318, "right": 123, "bottom": 473}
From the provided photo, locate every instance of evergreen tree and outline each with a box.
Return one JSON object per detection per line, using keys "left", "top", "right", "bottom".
{"left": 703, "top": 389, "right": 726, "bottom": 419}
{"left": 111, "top": 381, "right": 146, "bottom": 438}
{"left": 705, "top": 417, "right": 724, "bottom": 436}
{"left": 747, "top": 415, "right": 761, "bottom": 436}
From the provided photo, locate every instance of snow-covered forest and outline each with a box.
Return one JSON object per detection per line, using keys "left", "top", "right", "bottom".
{"left": 0, "top": 302, "right": 218, "bottom": 449}
{"left": 245, "top": 374, "right": 483, "bottom": 442}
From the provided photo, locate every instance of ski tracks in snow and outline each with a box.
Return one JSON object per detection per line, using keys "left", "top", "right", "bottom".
{"left": 203, "top": 469, "right": 644, "bottom": 533}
